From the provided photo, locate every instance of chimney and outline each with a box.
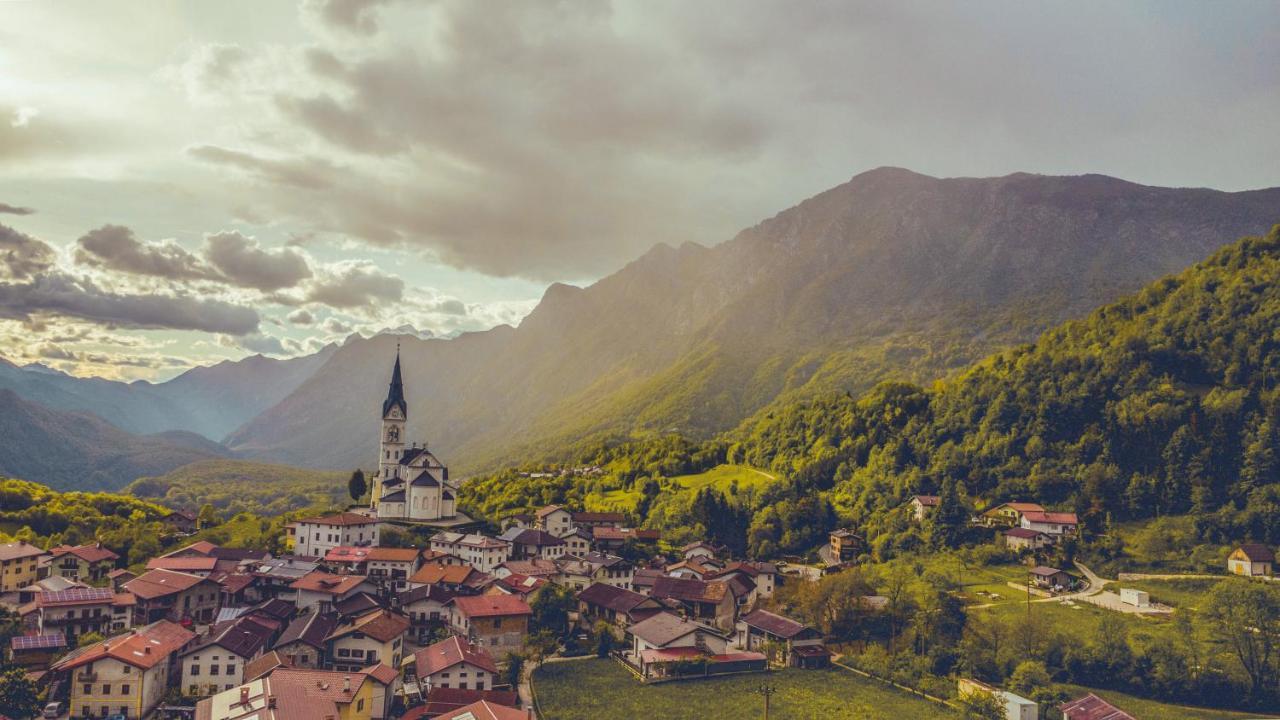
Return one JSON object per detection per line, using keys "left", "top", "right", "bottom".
{"left": 239, "top": 687, "right": 250, "bottom": 706}
{"left": 343, "top": 676, "right": 351, "bottom": 692}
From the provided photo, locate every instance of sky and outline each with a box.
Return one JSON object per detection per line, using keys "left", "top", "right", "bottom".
{"left": 1, "top": 0, "right": 1278, "bottom": 381}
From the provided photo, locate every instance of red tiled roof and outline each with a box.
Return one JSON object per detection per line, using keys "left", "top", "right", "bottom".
{"left": 410, "top": 563, "right": 480, "bottom": 585}
{"left": 414, "top": 635, "right": 498, "bottom": 676}
{"left": 416, "top": 689, "right": 520, "bottom": 719}
{"left": 161, "top": 540, "right": 218, "bottom": 558}
{"left": 452, "top": 594, "right": 532, "bottom": 619}
{"left": 1004, "top": 528, "right": 1044, "bottom": 539}
{"left": 362, "top": 662, "right": 398, "bottom": 685}
{"left": 289, "top": 571, "right": 368, "bottom": 595}
{"left": 535, "top": 505, "right": 566, "bottom": 518}
{"left": 650, "top": 576, "right": 728, "bottom": 603}
{"left": 49, "top": 543, "right": 119, "bottom": 563}
{"left": 294, "top": 512, "right": 379, "bottom": 527}
{"left": 0, "top": 541, "right": 47, "bottom": 562}
{"left": 52, "top": 620, "right": 194, "bottom": 671}
{"left": 328, "top": 609, "right": 409, "bottom": 643}
{"left": 740, "top": 609, "right": 812, "bottom": 639}
{"left": 436, "top": 700, "right": 531, "bottom": 720}
{"left": 147, "top": 556, "right": 218, "bottom": 572}
{"left": 1022, "top": 511, "right": 1079, "bottom": 524}
{"left": 912, "top": 495, "right": 940, "bottom": 506}
{"left": 124, "top": 569, "right": 210, "bottom": 599}
{"left": 1059, "top": 693, "right": 1136, "bottom": 720}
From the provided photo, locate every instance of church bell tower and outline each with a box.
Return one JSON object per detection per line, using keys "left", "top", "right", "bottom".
{"left": 373, "top": 347, "right": 407, "bottom": 509}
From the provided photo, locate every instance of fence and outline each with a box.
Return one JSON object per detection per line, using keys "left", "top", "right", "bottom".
{"left": 831, "top": 656, "right": 956, "bottom": 709}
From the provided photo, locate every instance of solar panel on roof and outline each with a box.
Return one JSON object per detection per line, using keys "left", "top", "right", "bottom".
{"left": 41, "top": 587, "right": 114, "bottom": 604}
{"left": 12, "top": 633, "right": 66, "bottom": 650}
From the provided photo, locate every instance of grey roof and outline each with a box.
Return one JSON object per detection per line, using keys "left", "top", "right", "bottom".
{"left": 275, "top": 611, "right": 338, "bottom": 650}
{"left": 383, "top": 351, "right": 407, "bottom": 418}
{"left": 411, "top": 470, "right": 441, "bottom": 487}
{"left": 628, "top": 612, "right": 723, "bottom": 647}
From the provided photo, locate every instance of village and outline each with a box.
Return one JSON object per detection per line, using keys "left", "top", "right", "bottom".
{"left": 1, "top": 355, "right": 1276, "bottom": 720}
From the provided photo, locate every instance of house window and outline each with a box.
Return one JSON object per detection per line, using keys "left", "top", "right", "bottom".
{"left": 225, "top": 664, "right": 234, "bottom": 675}
{"left": 120, "top": 685, "right": 129, "bottom": 695}
{"left": 210, "top": 666, "right": 219, "bottom": 676}
{"left": 83, "top": 684, "right": 92, "bottom": 695}
{"left": 190, "top": 665, "right": 200, "bottom": 676}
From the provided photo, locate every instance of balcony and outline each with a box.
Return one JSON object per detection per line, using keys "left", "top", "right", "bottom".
{"left": 76, "top": 671, "right": 97, "bottom": 682}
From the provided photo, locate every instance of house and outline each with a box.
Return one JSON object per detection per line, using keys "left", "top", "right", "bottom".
{"left": 958, "top": 678, "right": 1037, "bottom": 720}
{"left": 408, "top": 635, "right": 498, "bottom": 695}
{"left": 250, "top": 556, "right": 321, "bottom": 601}
{"left": 0, "top": 541, "right": 48, "bottom": 592}
{"left": 193, "top": 668, "right": 375, "bottom": 720}
{"left": 430, "top": 533, "right": 511, "bottom": 574}
{"left": 500, "top": 513, "right": 534, "bottom": 531}
{"left": 362, "top": 662, "right": 399, "bottom": 720}
{"left": 495, "top": 558, "right": 558, "bottom": 582}
{"left": 631, "top": 567, "right": 665, "bottom": 595}
{"left": 909, "top": 495, "right": 940, "bottom": 522}
{"left": 147, "top": 556, "right": 219, "bottom": 576}
{"left": 577, "top": 583, "right": 666, "bottom": 632}
{"left": 124, "top": 569, "right": 222, "bottom": 625}
{"left": 22, "top": 586, "right": 129, "bottom": 644}
{"left": 9, "top": 632, "right": 67, "bottom": 670}
{"left": 1227, "top": 543, "right": 1274, "bottom": 577}
{"left": 326, "top": 608, "right": 409, "bottom": 672}
{"left": 978, "top": 502, "right": 1045, "bottom": 528}
{"left": 45, "top": 543, "right": 119, "bottom": 583}
{"left": 52, "top": 620, "right": 195, "bottom": 720}
{"left": 1029, "top": 566, "right": 1072, "bottom": 591}
{"left": 709, "top": 561, "right": 778, "bottom": 599}
{"left": 449, "top": 594, "right": 532, "bottom": 653}
{"left": 412, "top": 689, "right": 521, "bottom": 719}
{"left": 680, "top": 542, "right": 719, "bottom": 562}
{"left": 665, "top": 559, "right": 716, "bottom": 580}
{"left": 828, "top": 530, "right": 864, "bottom": 562}
{"left": 286, "top": 512, "right": 381, "bottom": 557}
{"left": 570, "top": 511, "right": 626, "bottom": 531}
{"left": 1020, "top": 511, "right": 1078, "bottom": 538}
{"left": 162, "top": 509, "right": 198, "bottom": 534}
{"left": 409, "top": 563, "right": 490, "bottom": 592}
{"left": 436, "top": 700, "right": 532, "bottom": 720}
{"left": 626, "top": 612, "right": 730, "bottom": 677}
{"left": 272, "top": 611, "right": 339, "bottom": 668}
{"left": 556, "top": 553, "right": 633, "bottom": 591}
{"left": 398, "top": 584, "right": 458, "bottom": 643}
{"left": 561, "top": 527, "right": 593, "bottom": 557}
{"left": 649, "top": 577, "right": 738, "bottom": 630}
{"left": 179, "top": 615, "right": 277, "bottom": 696}
{"left": 497, "top": 528, "right": 566, "bottom": 561}
{"left": 737, "top": 609, "right": 829, "bottom": 668}
{"left": 590, "top": 526, "right": 658, "bottom": 553}
{"left": 323, "top": 546, "right": 424, "bottom": 593}
{"left": 108, "top": 569, "right": 137, "bottom": 590}
{"left": 242, "top": 650, "right": 291, "bottom": 683}
{"left": 1004, "top": 527, "right": 1051, "bottom": 551}
{"left": 1059, "top": 692, "right": 1135, "bottom": 720}
{"left": 290, "top": 571, "right": 375, "bottom": 613}
{"left": 486, "top": 574, "right": 546, "bottom": 602}
{"left": 535, "top": 505, "right": 574, "bottom": 537}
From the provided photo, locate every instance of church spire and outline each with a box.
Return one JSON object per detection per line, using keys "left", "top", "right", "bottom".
{"left": 382, "top": 346, "right": 407, "bottom": 418}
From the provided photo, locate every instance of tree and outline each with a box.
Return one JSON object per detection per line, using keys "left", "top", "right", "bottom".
{"left": 957, "top": 689, "right": 1004, "bottom": 720}
{"left": 348, "top": 469, "right": 367, "bottom": 502}
{"left": 929, "top": 476, "right": 969, "bottom": 549}
{"left": 197, "top": 503, "right": 218, "bottom": 529}
{"left": 529, "top": 584, "right": 576, "bottom": 636}
{"left": 1205, "top": 579, "right": 1280, "bottom": 699}
{"left": 504, "top": 651, "right": 525, "bottom": 687}
{"left": 1007, "top": 660, "right": 1051, "bottom": 695}
{"left": 77, "top": 631, "right": 106, "bottom": 647}
{"left": 524, "top": 629, "right": 559, "bottom": 668}
{"left": 593, "top": 621, "right": 616, "bottom": 658}
{"left": 0, "top": 665, "right": 41, "bottom": 719}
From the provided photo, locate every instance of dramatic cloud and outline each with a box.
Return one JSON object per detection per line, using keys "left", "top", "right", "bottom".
{"left": 75, "top": 225, "right": 210, "bottom": 281}
{"left": 0, "top": 223, "right": 56, "bottom": 280}
{"left": 302, "top": 0, "right": 394, "bottom": 36}
{"left": 0, "top": 203, "right": 34, "bottom": 215}
{"left": 203, "top": 230, "right": 313, "bottom": 291}
{"left": 305, "top": 260, "right": 403, "bottom": 308}
{"left": 287, "top": 308, "right": 315, "bottom": 325}
{"left": 323, "top": 316, "right": 352, "bottom": 334}
{"left": 237, "top": 332, "right": 287, "bottom": 356}
{"left": 187, "top": 145, "right": 336, "bottom": 190}
{"left": 0, "top": 272, "right": 260, "bottom": 334}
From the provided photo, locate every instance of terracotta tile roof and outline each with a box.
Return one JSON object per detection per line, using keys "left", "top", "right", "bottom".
{"left": 294, "top": 512, "right": 380, "bottom": 527}
{"left": 0, "top": 541, "right": 46, "bottom": 562}
{"left": 570, "top": 511, "right": 625, "bottom": 524}
{"left": 535, "top": 504, "right": 565, "bottom": 518}
{"left": 243, "top": 650, "right": 291, "bottom": 682}
{"left": 415, "top": 689, "right": 520, "bottom": 719}
{"left": 333, "top": 591, "right": 384, "bottom": 617}
{"left": 414, "top": 635, "right": 498, "bottom": 676}
{"left": 1030, "top": 566, "right": 1065, "bottom": 577}
{"left": 1022, "top": 511, "right": 1079, "bottom": 524}
{"left": 1059, "top": 693, "right": 1136, "bottom": 720}
{"left": 410, "top": 563, "right": 481, "bottom": 586}
{"left": 577, "top": 583, "right": 656, "bottom": 615}
{"left": 124, "top": 569, "right": 211, "bottom": 599}
{"left": 436, "top": 700, "right": 532, "bottom": 720}
{"left": 991, "top": 502, "right": 1044, "bottom": 514}
{"left": 1235, "top": 543, "right": 1275, "bottom": 563}
{"left": 362, "top": 662, "right": 398, "bottom": 685}
{"left": 650, "top": 576, "right": 728, "bottom": 604}
{"left": 276, "top": 611, "right": 339, "bottom": 650}
{"left": 49, "top": 543, "right": 119, "bottom": 563}
{"left": 212, "top": 572, "right": 257, "bottom": 595}
{"left": 327, "top": 609, "right": 410, "bottom": 644}
{"left": 52, "top": 620, "right": 194, "bottom": 671}
{"left": 740, "top": 609, "right": 812, "bottom": 639}
{"left": 35, "top": 587, "right": 115, "bottom": 608}
{"left": 366, "top": 547, "right": 422, "bottom": 562}
{"left": 148, "top": 556, "right": 218, "bottom": 572}
{"left": 498, "top": 559, "right": 558, "bottom": 577}
{"left": 912, "top": 495, "right": 940, "bottom": 506}
{"left": 183, "top": 615, "right": 274, "bottom": 659}
{"left": 451, "top": 594, "right": 532, "bottom": 619}
{"left": 493, "top": 574, "right": 546, "bottom": 596}
{"left": 1005, "top": 528, "right": 1045, "bottom": 539}
{"left": 289, "top": 571, "right": 368, "bottom": 595}
{"left": 162, "top": 540, "right": 218, "bottom": 558}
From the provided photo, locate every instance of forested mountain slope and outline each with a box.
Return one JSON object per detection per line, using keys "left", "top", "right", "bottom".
{"left": 230, "top": 169, "right": 1280, "bottom": 472}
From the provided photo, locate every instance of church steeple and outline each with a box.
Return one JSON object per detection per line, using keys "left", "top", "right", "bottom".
{"left": 382, "top": 346, "right": 407, "bottom": 419}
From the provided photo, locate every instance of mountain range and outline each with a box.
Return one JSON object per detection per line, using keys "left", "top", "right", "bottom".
{"left": 2, "top": 167, "right": 1278, "bottom": 485}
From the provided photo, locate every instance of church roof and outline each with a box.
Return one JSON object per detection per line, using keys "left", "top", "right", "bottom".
{"left": 411, "top": 470, "right": 440, "bottom": 487}
{"left": 383, "top": 351, "right": 407, "bottom": 418}
{"left": 380, "top": 490, "right": 406, "bottom": 503}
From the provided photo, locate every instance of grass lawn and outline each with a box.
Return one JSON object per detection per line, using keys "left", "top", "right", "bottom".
{"left": 1115, "top": 577, "right": 1230, "bottom": 612}
{"left": 533, "top": 658, "right": 955, "bottom": 720}
{"left": 586, "top": 464, "right": 776, "bottom": 513}
{"left": 1060, "top": 684, "right": 1262, "bottom": 720}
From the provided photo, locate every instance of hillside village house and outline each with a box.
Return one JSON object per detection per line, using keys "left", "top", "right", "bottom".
{"left": 1059, "top": 692, "right": 1135, "bottom": 720}
{"left": 680, "top": 542, "right": 719, "bottom": 562}
{"left": 195, "top": 668, "right": 375, "bottom": 720}
{"left": 179, "top": 615, "right": 275, "bottom": 697}
{"left": 326, "top": 608, "right": 410, "bottom": 672}
{"left": 561, "top": 527, "right": 593, "bottom": 556}
{"left": 124, "top": 569, "right": 222, "bottom": 625}
{"left": 325, "top": 546, "right": 424, "bottom": 593}
{"left": 449, "top": 594, "right": 532, "bottom": 653}
{"left": 46, "top": 543, "right": 120, "bottom": 583}
{"left": 737, "top": 609, "right": 829, "bottom": 668}
{"left": 710, "top": 561, "right": 777, "bottom": 599}
{"left": 147, "top": 556, "right": 218, "bottom": 576}
{"left": 1029, "top": 566, "right": 1073, "bottom": 590}
{"left": 290, "top": 571, "right": 375, "bottom": 613}
{"left": 828, "top": 529, "right": 864, "bottom": 562}
{"left": 1004, "top": 527, "right": 1052, "bottom": 551}
{"left": 570, "top": 511, "right": 627, "bottom": 530}
{"left": 408, "top": 563, "right": 488, "bottom": 592}
{"left": 429, "top": 533, "right": 510, "bottom": 574}
{"left": 626, "top": 612, "right": 731, "bottom": 678}
{"left": 535, "top": 505, "right": 574, "bottom": 537}
{"left": 435, "top": 700, "right": 532, "bottom": 720}
{"left": 1227, "top": 544, "right": 1274, "bottom": 577}
{"left": 958, "top": 678, "right": 1037, "bottom": 720}
{"left": 287, "top": 512, "right": 381, "bottom": 557}
{"left": 486, "top": 574, "right": 545, "bottom": 602}
{"left": 398, "top": 584, "right": 459, "bottom": 643}
{"left": 273, "top": 611, "right": 338, "bottom": 669}
{"left": 650, "top": 577, "right": 739, "bottom": 630}
{"left": 1020, "top": 510, "right": 1079, "bottom": 538}
{"left": 52, "top": 620, "right": 195, "bottom": 720}
{"left": 22, "top": 586, "right": 129, "bottom": 644}
{"left": 497, "top": 528, "right": 566, "bottom": 560}
{"left": 556, "top": 553, "right": 633, "bottom": 591}
{"left": 576, "top": 582, "right": 667, "bottom": 633}
{"left": 978, "top": 502, "right": 1044, "bottom": 528}
{"left": 909, "top": 495, "right": 940, "bottom": 522}
{"left": 0, "top": 540, "right": 48, "bottom": 592}
{"left": 408, "top": 635, "right": 498, "bottom": 694}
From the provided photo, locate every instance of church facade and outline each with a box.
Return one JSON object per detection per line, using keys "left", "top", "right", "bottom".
{"left": 370, "top": 351, "right": 458, "bottom": 521}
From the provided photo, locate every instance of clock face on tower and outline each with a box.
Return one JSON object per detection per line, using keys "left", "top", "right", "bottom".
{"left": 387, "top": 426, "right": 400, "bottom": 442}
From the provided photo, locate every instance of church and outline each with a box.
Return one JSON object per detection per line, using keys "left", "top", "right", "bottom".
{"left": 370, "top": 350, "right": 458, "bottom": 521}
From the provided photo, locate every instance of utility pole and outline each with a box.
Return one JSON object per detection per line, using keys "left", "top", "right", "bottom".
{"left": 758, "top": 683, "right": 776, "bottom": 720}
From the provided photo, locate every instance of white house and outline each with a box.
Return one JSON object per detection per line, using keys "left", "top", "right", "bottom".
{"left": 287, "top": 513, "right": 381, "bottom": 558}
{"left": 409, "top": 635, "right": 498, "bottom": 694}
{"left": 429, "top": 532, "right": 510, "bottom": 574}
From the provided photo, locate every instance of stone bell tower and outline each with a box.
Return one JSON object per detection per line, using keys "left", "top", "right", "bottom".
{"left": 372, "top": 347, "right": 407, "bottom": 508}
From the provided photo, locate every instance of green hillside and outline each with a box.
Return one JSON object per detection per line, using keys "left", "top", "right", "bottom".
{"left": 463, "top": 224, "right": 1280, "bottom": 558}
{"left": 126, "top": 459, "right": 350, "bottom": 516}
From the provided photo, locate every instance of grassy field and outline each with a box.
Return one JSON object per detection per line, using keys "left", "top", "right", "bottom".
{"left": 586, "top": 464, "right": 776, "bottom": 512}
{"left": 1115, "top": 577, "right": 1228, "bottom": 612}
{"left": 126, "top": 459, "right": 349, "bottom": 516}
{"left": 533, "top": 658, "right": 955, "bottom": 719}
{"left": 1059, "top": 685, "right": 1264, "bottom": 720}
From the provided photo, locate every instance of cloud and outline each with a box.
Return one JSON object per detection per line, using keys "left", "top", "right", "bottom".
{"left": 237, "top": 332, "right": 287, "bottom": 356}
{"left": 187, "top": 145, "right": 336, "bottom": 190}
{"left": 287, "top": 308, "right": 315, "bottom": 325}
{"left": 302, "top": 0, "right": 394, "bottom": 36}
{"left": 0, "top": 272, "right": 260, "bottom": 334}
{"left": 203, "top": 230, "right": 313, "bottom": 291}
{"left": 323, "top": 316, "right": 352, "bottom": 333}
{"left": 179, "top": 43, "right": 251, "bottom": 100}
{"left": 0, "top": 203, "right": 35, "bottom": 215}
{"left": 36, "top": 343, "right": 77, "bottom": 361}
{"left": 75, "top": 224, "right": 211, "bottom": 281}
{"left": 0, "top": 224, "right": 57, "bottom": 280}
{"left": 305, "top": 260, "right": 403, "bottom": 308}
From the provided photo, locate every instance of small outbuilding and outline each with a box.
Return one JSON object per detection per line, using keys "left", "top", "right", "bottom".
{"left": 1119, "top": 588, "right": 1149, "bottom": 608}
